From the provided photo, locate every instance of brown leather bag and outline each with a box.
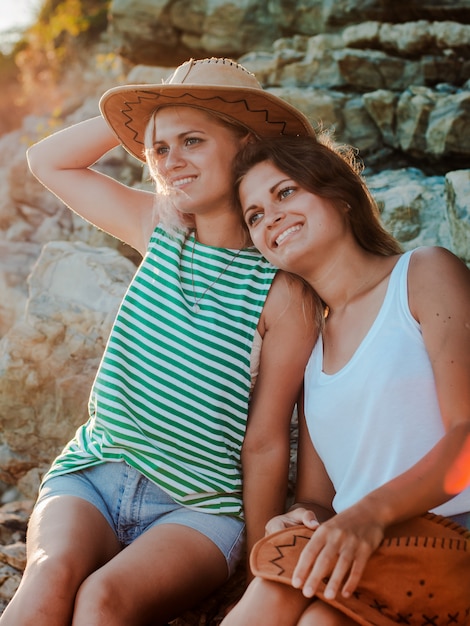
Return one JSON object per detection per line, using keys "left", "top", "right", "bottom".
{"left": 250, "top": 512, "right": 470, "bottom": 625}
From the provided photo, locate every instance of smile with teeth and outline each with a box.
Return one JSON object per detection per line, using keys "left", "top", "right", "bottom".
{"left": 171, "top": 176, "right": 196, "bottom": 188}
{"left": 275, "top": 225, "right": 301, "bottom": 247}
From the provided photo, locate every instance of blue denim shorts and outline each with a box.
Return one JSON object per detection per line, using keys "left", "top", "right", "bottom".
{"left": 37, "top": 461, "right": 245, "bottom": 576}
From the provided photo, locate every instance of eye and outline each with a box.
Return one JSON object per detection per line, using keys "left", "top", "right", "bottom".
{"left": 184, "top": 136, "right": 203, "bottom": 147}
{"left": 153, "top": 144, "right": 169, "bottom": 156}
{"left": 246, "top": 210, "right": 264, "bottom": 227}
{"left": 278, "top": 186, "right": 296, "bottom": 200}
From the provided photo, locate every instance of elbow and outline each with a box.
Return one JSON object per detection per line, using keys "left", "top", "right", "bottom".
{"left": 241, "top": 435, "right": 289, "bottom": 467}
{"left": 26, "top": 143, "right": 43, "bottom": 181}
{"left": 26, "top": 140, "right": 57, "bottom": 187}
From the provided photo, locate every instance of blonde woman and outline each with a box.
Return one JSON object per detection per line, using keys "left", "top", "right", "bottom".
{"left": 1, "top": 59, "right": 318, "bottom": 626}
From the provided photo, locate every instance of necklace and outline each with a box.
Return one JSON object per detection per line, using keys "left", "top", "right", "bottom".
{"left": 190, "top": 231, "right": 242, "bottom": 313}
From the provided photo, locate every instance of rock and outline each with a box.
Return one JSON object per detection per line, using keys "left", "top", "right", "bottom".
{"left": 107, "top": 0, "right": 470, "bottom": 65}
{"left": 0, "top": 241, "right": 41, "bottom": 338}
{"left": 445, "top": 169, "right": 470, "bottom": 264}
{"left": 367, "top": 168, "right": 451, "bottom": 250}
{"left": 0, "top": 542, "right": 26, "bottom": 572}
{"left": 0, "top": 500, "right": 33, "bottom": 613}
{"left": 396, "top": 87, "right": 470, "bottom": 161}
{"left": 0, "top": 241, "right": 135, "bottom": 491}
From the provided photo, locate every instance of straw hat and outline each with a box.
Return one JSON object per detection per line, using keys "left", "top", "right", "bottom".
{"left": 99, "top": 57, "right": 316, "bottom": 162}
{"left": 250, "top": 513, "right": 470, "bottom": 625}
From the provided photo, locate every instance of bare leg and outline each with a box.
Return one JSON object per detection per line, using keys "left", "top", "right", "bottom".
{"left": 0, "top": 496, "right": 121, "bottom": 626}
{"left": 72, "top": 523, "right": 231, "bottom": 626}
{"left": 297, "top": 600, "right": 358, "bottom": 626}
{"left": 221, "top": 577, "right": 311, "bottom": 626}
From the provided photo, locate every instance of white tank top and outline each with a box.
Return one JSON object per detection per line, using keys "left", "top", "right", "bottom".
{"left": 304, "top": 250, "right": 470, "bottom": 517}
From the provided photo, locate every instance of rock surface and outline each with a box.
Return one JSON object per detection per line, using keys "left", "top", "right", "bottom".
{"left": 0, "top": 0, "right": 469, "bottom": 622}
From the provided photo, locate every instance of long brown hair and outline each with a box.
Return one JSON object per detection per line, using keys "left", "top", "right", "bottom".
{"left": 233, "top": 134, "right": 402, "bottom": 257}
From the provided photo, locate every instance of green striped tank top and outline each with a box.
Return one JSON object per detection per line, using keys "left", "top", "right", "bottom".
{"left": 43, "top": 225, "right": 277, "bottom": 518}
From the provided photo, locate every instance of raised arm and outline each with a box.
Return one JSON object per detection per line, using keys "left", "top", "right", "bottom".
{"left": 26, "top": 115, "right": 157, "bottom": 255}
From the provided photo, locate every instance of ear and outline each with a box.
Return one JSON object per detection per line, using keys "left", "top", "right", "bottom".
{"left": 241, "top": 132, "right": 258, "bottom": 147}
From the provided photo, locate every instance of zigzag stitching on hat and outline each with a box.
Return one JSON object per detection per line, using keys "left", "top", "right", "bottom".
{"left": 267, "top": 531, "right": 312, "bottom": 576}
{"left": 158, "top": 92, "right": 289, "bottom": 133}
{"left": 118, "top": 93, "right": 162, "bottom": 146}
{"left": 118, "top": 90, "right": 290, "bottom": 145}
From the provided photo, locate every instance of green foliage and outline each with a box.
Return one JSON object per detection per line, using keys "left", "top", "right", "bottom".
{"left": 0, "top": 0, "right": 111, "bottom": 135}
{"left": 35, "top": 0, "right": 110, "bottom": 41}
{"left": 25, "top": 0, "right": 110, "bottom": 74}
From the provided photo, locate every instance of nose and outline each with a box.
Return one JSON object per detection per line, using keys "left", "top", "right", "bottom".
{"left": 266, "top": 208, "right": 285, "bottom": 229}
{"left": 163, "top": 145, "right": 186, "bottom": 171}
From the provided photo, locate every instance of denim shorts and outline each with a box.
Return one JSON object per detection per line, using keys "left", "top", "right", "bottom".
{"left": 36, "top": 461, "right": 245, "bottom": 576}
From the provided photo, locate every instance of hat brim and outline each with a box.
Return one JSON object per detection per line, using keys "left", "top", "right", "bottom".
{"left": 99, "top": 84, "right": 316, "bottom": 162}
{"left": 250, "top": 514, "right": 470, "bottom": 626}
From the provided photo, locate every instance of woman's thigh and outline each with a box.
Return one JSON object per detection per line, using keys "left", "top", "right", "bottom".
{"left": 73, "top": 522, "right": 236, "bottom": 625}
{"left": 27, "top": 493, "right": 121, "bottom": 567}
{"left": 0, "top": 495, "right": 121, "bottom": 626}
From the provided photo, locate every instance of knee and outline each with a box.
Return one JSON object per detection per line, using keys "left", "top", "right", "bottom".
{"left": 221, "top": 578, "right": 309, "bottom": 626}
{"left": 74, "top": 570, "right": 123, "bottom": 621}
{"left": 24, "top": 550, "right": 78, "bottom": 594}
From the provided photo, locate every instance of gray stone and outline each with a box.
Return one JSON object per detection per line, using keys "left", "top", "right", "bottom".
{"left": 445, "top": 170, "right": 470, "bottom": 263}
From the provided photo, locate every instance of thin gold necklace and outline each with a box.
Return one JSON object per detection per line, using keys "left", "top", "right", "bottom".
{"left": 190, "top": 231, "right": 242, "bottom": 313}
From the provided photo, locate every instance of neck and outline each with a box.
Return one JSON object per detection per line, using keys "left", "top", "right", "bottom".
{"left": 193, "top": 214, "right": 249, "bottom": 249}
{"left": 305, "top": 249, "right": 396, "bottom": 313}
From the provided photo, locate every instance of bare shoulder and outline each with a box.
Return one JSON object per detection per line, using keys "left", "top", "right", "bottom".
{"left": 409, "top": 246, "right": 470, "bottom": 286}
{"left": 260, "top": 270, "right": 321, "bottom": 338}
{"left": 409, "top": 246, "right": 470, "bottom": 320}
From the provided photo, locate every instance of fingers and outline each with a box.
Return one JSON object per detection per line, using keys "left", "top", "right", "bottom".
{"left": 340, "top": 551, "right": 368, "bottom": 598}
{"left": 313, "top": 550, "right": 353, "bottom": 600}
{"left": 300, "top": 509, "right": 320, "bottom": 529}
{"left": 265, "top": 515, "right": 293, "bottom": 534}
{"left": 265, "top": 508, "right": 319, "bottom": 535}
{"left": 291, "top": 528, "right": 371, "bottom": 600}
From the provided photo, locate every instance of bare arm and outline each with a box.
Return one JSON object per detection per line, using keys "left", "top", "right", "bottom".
{"left": 26, "top": 116, "right": 157, "bottom": 255}
{"left": 241, "top": 272, "right": 319, "bottom": 579}
{"left": 292, "top": 246, "right": 470, "bottom": 600}
{"left": 264, "top": 396, "right": 336, "bottom": 534}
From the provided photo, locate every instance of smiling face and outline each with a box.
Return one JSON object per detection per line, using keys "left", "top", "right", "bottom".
{"left": 150, "top": 106, "right": 249, "bottom": 217}
{"left": 239, "top": 160, "right": 349, "bottom": 276}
